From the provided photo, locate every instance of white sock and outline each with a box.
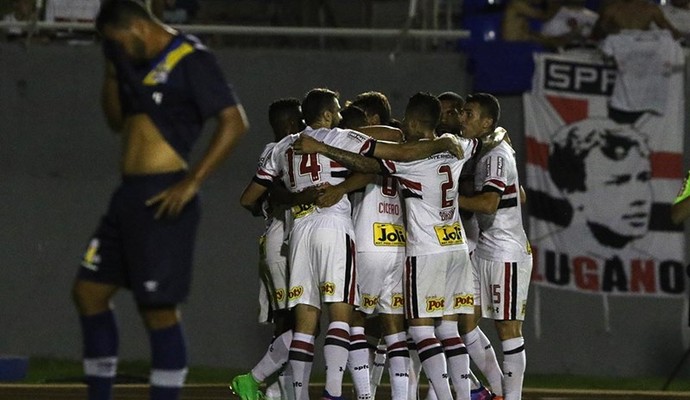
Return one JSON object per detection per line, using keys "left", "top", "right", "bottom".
{"left": 502, "top": 337, "right": 526, "bottom": 400}
{"left": 348, "top": 326, "right": 372, "bottom": 400}
{"left": 462, "top": 327, "right": 503, "bottom": 395}
{"left": 435, "top": 321, "right": 470, "bottom": 400}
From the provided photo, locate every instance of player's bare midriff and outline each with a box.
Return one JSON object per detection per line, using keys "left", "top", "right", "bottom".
{"left": 121, "top": 114, "right": 187, "bottom": 175}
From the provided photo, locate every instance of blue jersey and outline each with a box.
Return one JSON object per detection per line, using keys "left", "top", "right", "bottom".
{"left": 116, "top": 33, "right": 239, "bottom": 161}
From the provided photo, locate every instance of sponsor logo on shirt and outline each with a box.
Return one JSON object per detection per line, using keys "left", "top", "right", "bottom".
{"left": 434, "top": 222, "right": 464, "bottom": 246}
{"left": 373, "top": 223, "right": 406, "bottom": 246}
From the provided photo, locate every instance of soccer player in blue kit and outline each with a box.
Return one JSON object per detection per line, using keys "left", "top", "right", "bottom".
{"left": 71, "top": 1, "right": 248, "bottom": 399}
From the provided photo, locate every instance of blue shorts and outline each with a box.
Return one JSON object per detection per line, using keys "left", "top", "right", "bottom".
{"left": 77, "top": 172, "right": 201, "bottom": 306}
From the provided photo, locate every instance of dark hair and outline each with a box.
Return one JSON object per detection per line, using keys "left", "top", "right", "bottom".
{"left": 437, "top": 91, "right": 465, "bottom": 107}
{"left": 352, "top": 91, "right": 392, "bottom": 125}
{"left": 405, "top": 92, "right": 441, "bottom": 130}
{"left": 96, "top": 0, "right": 153, "bottom": 33}
{"left": 466, "top": 92, "right": 500, "bottom": 130}
{"left": 339, "top": 105, "right": 368, "bottom": 130}
{"left": 268, "top": 98, "right": 303, "bottom": 139}
{"left": 301, "top": 88, "right": 339, "bottom": 126}
{"left": 548, "top": 118, "right": 650, "bottom": 193}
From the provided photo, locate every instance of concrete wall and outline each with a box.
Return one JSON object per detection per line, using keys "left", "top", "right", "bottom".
{"left": 1, "top": 42, "right": 689, "bottom": 380}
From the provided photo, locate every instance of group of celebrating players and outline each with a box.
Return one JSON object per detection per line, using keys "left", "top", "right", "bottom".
{"left": 231, "top": 89, "right": 532, "bottom": 400}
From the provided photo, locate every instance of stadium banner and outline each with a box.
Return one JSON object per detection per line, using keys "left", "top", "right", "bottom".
{"left": 524, "top": 51, "right": 686, "bottom": 298}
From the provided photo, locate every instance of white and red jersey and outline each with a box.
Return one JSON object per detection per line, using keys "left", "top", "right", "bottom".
{"left": 473, "top": 141, "right": 531, "bottom": 262}
{"left": 379, "top": 137, "right": 480, "bottom": 257}
{"left": 256, "top": 126, "right": 375, "bottom": 225}
{"left": 253, "top": 142, "right": 288, "bottom": 254}
{"left": 350, "top": 175, "right": 406, "bottom": 253}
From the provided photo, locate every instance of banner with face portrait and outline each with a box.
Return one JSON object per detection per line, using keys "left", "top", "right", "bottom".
{"left": 524, "top": 51, "right": 686, "bottom": 298}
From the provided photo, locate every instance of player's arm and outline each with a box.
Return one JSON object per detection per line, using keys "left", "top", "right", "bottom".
{"left": 101, "top": 60, "right": 124, "bottom": 132}
{"left": 317, "top": 172, "right": 376, "bottom": 208}
{"left": 147, "top": 105, "right": 250, "bottom": 218}
{"left": 458, "top": 191, "right": 501, "bottom": 215}
{"left": 372, "top": 134, "right": 465, "bottom": 161}
{"left": 359, "top": 125, "right": 403, "bottom": 142}
{"left": 239, "top": 180, "right": 269, "bottom": 216}
{"left": 294, "top": 134, "right": 383, "bottom": 174}
{"left": 269, "top": 184, "right": 320, "bottom": 207}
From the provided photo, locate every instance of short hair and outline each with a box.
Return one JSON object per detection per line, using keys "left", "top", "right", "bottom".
{"left": 465, "top": 92, "right": 500, "bottom": 130}
{"left": 268, "top": 98, "right": 303, "bottom": 138}
{"left": 405, "top": 92, "right": 441, "bottom": 131}
{"left": 437, "top": 91, "right": 465, "bottom": 107}
{"left": 338, "top": 105, "right": 367, "bottom": 130}
{"left": 96, "top": 0, "right": 153, "bottom": 33}
{"left": 352, "top": 91, "right": 392, "bottom": 125}
{"left": 548, "top": 118, "right": 650, "bottom": 193}
{"left": 301, "top": 88, "right": 339, "bottom": 126}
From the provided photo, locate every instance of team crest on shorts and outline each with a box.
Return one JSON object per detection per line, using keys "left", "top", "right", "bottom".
{"left": 321, "top": 282, "right": 336, "bottom": 295}
{"left": 288, "top": 286, "right": 304, "bottom": 300}
{"left": 80, "top": 238, "right": 101, "bottom": 271}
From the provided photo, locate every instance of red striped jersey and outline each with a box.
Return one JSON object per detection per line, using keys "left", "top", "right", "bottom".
{"left": 474, "top": 141, "right": 531, "bottom": 261}
{"left": 379, "top": 137, "right": 480, "bottom": 256}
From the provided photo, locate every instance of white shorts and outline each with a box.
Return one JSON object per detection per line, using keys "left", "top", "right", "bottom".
{"left": 470, "top": 252, "right": 481, "bottom": 306}
{"left": 357, "top": 251, "right": 405, "bottom": 315}
{"left": 258, "top": 234, "right": 289, "bottom": 324}
{"left": 475, "top": 254, "right": 533, "bottom": 321}
{"left": 404, "top": 250, "right": 474, "bottom": 320}
{"left": 287, "top": 218, "right": 359, "bottom": 309}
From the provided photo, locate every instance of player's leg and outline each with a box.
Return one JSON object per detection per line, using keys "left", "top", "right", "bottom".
{"left": 436, "top": 316, "right": 470, "bottom": 400}
{"left": 73, "top": 204, "right": 126, "bottom": 400}
{"left": 289, "top": 304, "right": 320, "bottom": 400}
{"left": 375, "top": 249, "right": 408, "bottom": 400}
{"left": 232, "top": 237, "right": 292, "bottom": 400}
{"left": 458, "top": 310, "right": 501, "bottom": 399}
{"left": 323, "top": 301, "right": 354, "bottom": 400}
{"left": 458, "top": 252, "right": 503, "bottom": 397}
{"left": 232, "top": 310, "right": 294, "bottom": 400}
{"left": 379, "top": 313, "right": 409, "bottom": 400}
{"left": 130, "top": 174, "right": 200, "bottom": 400}
{"left": 72, "top": 279, "right": 120, "bottom": 400}
{"left": 317, "top": 229, "right": 358, "bottom": 400}
{"left": 495, "top": 320, "right": 524, "bottom": 400}
{"left": 480, "top": 257, "right": 532, "bottom": 400}
{"left": 405, "top": 255, "right": 452, "bottom": 400}
{"left": 438, "top": 251, "right": 473, "bottom": 400}
{"left": 138, "top": 307, "right": 188, "bottom": 400}
{"left": 348, "top": 310, "right": 372, "bottom": 400}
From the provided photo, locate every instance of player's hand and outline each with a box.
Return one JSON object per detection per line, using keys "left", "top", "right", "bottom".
{"left": 294, "top": 134, "right": 325, "bottom": 155}
{"left": 316, "top": 184, "right": 345, "bottom": 208}
{"left": 145, "top": 177, "right": 201, "bottom": 219}
{"left": 438, "top": 133, "right": 465, "bottom": 159}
